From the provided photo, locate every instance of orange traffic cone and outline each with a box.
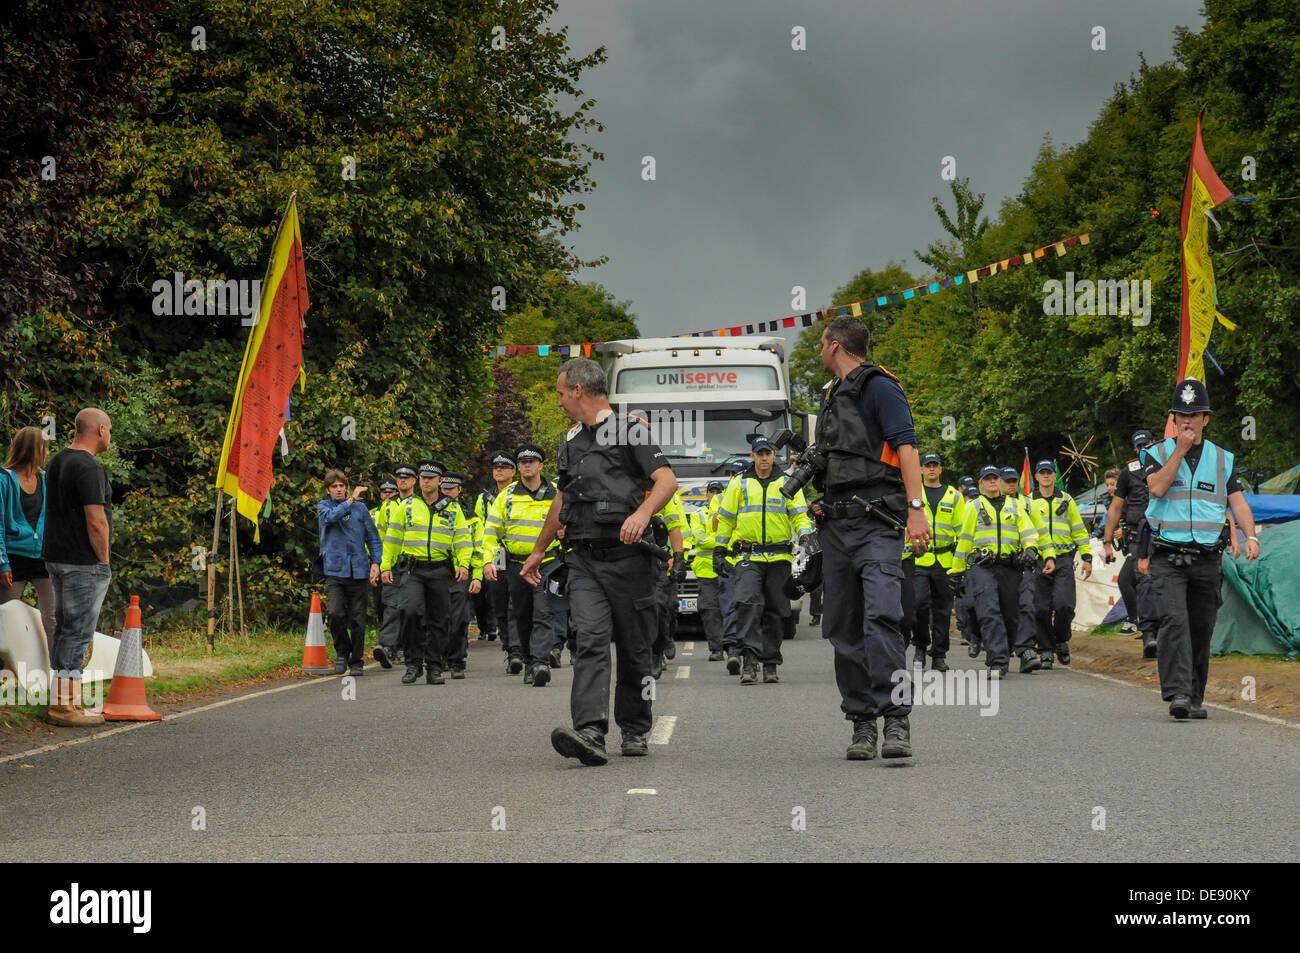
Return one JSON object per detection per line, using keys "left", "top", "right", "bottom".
{"left": 301, "top": 592, "right": 333, "bottom": 674}
{"left": 103, "top": 595, "right": 161, "bottom": 722}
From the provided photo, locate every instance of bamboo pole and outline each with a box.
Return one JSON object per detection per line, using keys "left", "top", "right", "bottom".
{"left": 206, "top": 490, "right": 223, "bottom": 654}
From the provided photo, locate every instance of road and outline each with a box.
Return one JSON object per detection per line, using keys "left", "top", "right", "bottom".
{"left": 3, "top": 621, "right": 1297, "bottom": 862}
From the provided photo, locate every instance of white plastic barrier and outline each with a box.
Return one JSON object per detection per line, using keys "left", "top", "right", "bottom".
{"left": 1071, "top": 538, "right": 1126, "bottom": 631}
{"left": 0, "top": 600, "right": 152, "bottom": 687}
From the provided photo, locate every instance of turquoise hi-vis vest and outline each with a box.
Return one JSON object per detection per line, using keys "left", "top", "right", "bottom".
{"left": 1142, "top": 437, "right": 1233, "bottom": 546}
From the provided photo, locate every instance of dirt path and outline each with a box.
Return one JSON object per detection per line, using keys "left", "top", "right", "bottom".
{"left": 1068, "top": 631, "right": 1300, "bottom": 724}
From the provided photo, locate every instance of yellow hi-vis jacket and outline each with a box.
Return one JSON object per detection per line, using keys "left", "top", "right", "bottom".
{"left": 476, "top": 478, "right": 560, "bottom": 581}
{"left": 948, "top": 493, "right": 1046, "bottom": 574}
{"left": 913, "top": 485, "right": 966, "bottom": 569}
{"left": 1026, "top": 489, "right": 1088, "bottom": 556}
{"left": 715, "top": 474, "right": 813, "bottom": 564}
{"left": 380, "top": 493, "right": 472, "bottom": 574}
{"left": 689, "top": 496, "right": 722, "bottom": 579}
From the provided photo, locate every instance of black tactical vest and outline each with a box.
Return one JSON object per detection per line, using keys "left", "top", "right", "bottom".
{"left": 557, "top": 415, "right": 653, "bottom": 541}
{"left": 815, "top": 362, "right": 906, "bottom": 507}
{"left": 1120, "top": 458, "right": 1150, "bottom": 528}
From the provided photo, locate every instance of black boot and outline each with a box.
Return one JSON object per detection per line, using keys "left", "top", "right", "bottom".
{"left": 1142, "top": 635, "right": 1157, "bottom": 659}
{"left": 551, "top": 727, "right": 608, "bottom": 766}
{"left": 930, "top": 655, "right": 949, "bottom": 673}
{"left": 1057, "top": 641, "right": 1071, "bottom": 665}
{"left": 846, "top": 718, "right": 878, "bottom": 760}
{"left": 426, "top": 667, "right": 444, "bottom": 685}
{"left": 881, "top": 716, "right": 913, "bottom": 758}
{"left": 401, "top": 663, "right": 422, "bottom": 685}
{"left": 1019, "top": 649, "right": 1042, "bottom": 674}
{"left": 967, "top": 637, "right": 982, "bottom": 659}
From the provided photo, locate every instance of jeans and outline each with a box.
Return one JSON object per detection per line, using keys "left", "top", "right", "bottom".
{"left": 47, "top": 561, "right": 112, "bottom": 680}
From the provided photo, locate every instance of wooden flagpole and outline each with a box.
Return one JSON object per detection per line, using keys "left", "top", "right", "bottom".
{"left": 206, "top": 489, "right": 222, "bottom": 654}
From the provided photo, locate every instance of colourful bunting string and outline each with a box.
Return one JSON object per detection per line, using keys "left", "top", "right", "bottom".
{"left": 483, "top": 230, "right": 1095, "bottom": 355}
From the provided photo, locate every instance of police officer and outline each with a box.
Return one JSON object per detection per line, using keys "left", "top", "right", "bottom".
{"left": 523, "top": 357, "right": 677, "bottom": 765}
{"left": 689, "top": 481, "right": 727, "bottom": 660}
{"left": 379, "top": 459, "right": 472, "bottom": 685}
{"left": 480, "top": 444, "right": 558, "bottom": 685}
{"left": 811, "top": 317, "right": 928, "bottom": 760}
{"left": 720, "top": 458, "right": 751, "bottom": 673}
{"left": 439, "top": 472, "right": 475, "bottom": 678}
{"left": 715, "top": 436, "right": 812, "bottom": 684}
{"left": 371, "top": 476, "right": 402, "bottom": 667}
{"left": 651, "top": 490, "right": 687, "bottom": 679}
{"left": 949, "top": 466, "right": 1055, "bottom": 677}
{"left": 474, "top": 452, "right": 517, "bottom": 644}
{"left": 955, "top": 479, "right": 982, "bottom": 655}
{"left": 910, "top": 452, "right": 965, "bottom": 672}
{"left": 1025, "top": 459, "right": 1091, "bottom": 667}
{"left": 1105, "top": 430, "right": 1159, "bottom": 658}
{"left": 1140, "top": 378, "right": 1259, "bottom": 719}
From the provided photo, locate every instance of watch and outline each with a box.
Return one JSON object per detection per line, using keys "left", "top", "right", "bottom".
{"left": 908, "top": 498, "right": 924, "bottom": 510}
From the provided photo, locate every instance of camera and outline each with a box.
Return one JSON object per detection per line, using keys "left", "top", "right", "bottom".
{"left": 781, "top": 445, "right": 825, "bottom": 499}
{"left": 772, "top": 429, "right": 825, "bottom": 499}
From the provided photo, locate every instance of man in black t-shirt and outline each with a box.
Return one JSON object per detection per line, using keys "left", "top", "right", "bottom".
{"left": 522, "top": 358, "right": 677, "bottom": 766}
{"left": 42, "top": 408, "right": 114, "bottom": 727}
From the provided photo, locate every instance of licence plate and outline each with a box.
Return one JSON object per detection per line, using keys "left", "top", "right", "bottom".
{"left": 679, "top": 597, "right": 697, "bottom": 613}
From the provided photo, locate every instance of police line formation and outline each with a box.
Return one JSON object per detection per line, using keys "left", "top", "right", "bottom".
{"left": 313, "top": 318, "right": 1261, "bottom": 765}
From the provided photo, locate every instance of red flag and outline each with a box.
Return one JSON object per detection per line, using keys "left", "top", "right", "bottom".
{"left": 215, "top": 193, "right": 309, "bottom": 541}
{"left": 1020, "top": 450, "right": 1032, "bottom": 497}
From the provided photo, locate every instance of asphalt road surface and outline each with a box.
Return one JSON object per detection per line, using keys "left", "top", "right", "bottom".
{"left": 3, "top": 621, "right": 1297, "bottom": 862}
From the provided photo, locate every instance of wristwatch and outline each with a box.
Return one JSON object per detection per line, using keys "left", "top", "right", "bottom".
{"left": 908, "top": 498, "right": 924, "bottom": 510}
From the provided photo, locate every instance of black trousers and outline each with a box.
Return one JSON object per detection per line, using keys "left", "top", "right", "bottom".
{"left": 912, "top": 562, "right": 953, "bottom": 658}
{"left": 398, "top": 560, "right": 451, "bottom": 670}
{"left": 733, "top": 558, "right": 792, "bottom": 665}
{"left": 376, "top": 578, "right": 402, "bottom": 654}
{"left": 325, "top": 576, "right": 369, "bottom": 665}
{"left": 809, "top": 584, "right": 823, "bottom": 617}
{"left": 1028, "top": 552, "right": 1078, "bottom": 651}
{"left": 506, "top": 560, "right": 553, "bottom": 666}
{"left": 697, "top": 576, "right": 725, "bottom": 651}
{"left": 480, "top": 576, "right": 509, "bottom": 641}
{"left": 444, "top": 577, "right": 470, "bottom": 670}
{"left": 966, "top": 563, "right": 1028, "bottom": 667}
{"left": 1119, "top": 542, "right": 1159, "bottom": 638}
{"left": 566, "top": 546, "right": 658, "bottom": 737}
{"left": 1150, "top": 551, "right": 1222, "bottom": 704}
{"left": 821, "top": 517, "right": 909, "bottom": 721}
{"left": 654, "top": 571, "right": 678, "bottom": 656}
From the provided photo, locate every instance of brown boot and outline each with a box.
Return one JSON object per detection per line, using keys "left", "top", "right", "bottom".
{"left": 45, "top": 678, "right": 104, "bottom": 727}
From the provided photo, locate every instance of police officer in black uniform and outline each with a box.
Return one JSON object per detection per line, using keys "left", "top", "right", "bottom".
{"left": 1105, "top": 430, "right": 1159, "bottom": 658}
{"left": 806, "top": 317, "right": 929, "bottom": 761}
{"left": 476, "top": 451, "right": 517, "bottom": 645}
{"left": 522, "top": 357, "right": 677, "bottom": 766}
{"left": 439, "top": 471, "right": 474, "bottom": 677}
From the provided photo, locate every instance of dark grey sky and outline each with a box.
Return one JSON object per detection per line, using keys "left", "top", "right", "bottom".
{"left": 549, "top": 0, "right": 1206, "bottom": 344}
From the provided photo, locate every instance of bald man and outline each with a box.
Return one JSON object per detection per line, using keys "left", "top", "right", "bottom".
{"left": 43, "top": 408, "right": 114, "bottom": 727}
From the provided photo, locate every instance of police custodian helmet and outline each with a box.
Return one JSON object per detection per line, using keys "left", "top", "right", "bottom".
{"left": 1170, "top": 378, "right": 1211, "bottom": 414}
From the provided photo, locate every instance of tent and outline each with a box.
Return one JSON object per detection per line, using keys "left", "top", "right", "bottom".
{"left": 1071, "top": 498, "right": 1300, "bottom": 657}
{"left": 1256, "top": 462, "right": 1300, "bottom": 494}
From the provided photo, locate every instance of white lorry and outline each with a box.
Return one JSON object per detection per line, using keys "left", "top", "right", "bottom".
{"left": 597, "top": 336, "right": 815, "bottom": 637}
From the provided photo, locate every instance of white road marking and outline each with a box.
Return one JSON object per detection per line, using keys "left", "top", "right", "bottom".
{"left": 1064, "top": 667, "right": 1300, "bottom": 730}
{"left": 684, "top": 642, "right": 695, "bottom": 650}
{"left": 649, "top": 714, "right": 677, "bottom": 745}
{"left": 626, "top": 788, "right": 658, "bottom": 795}
{"left": 682, "top": 652, "right": 694, "bottom": 657}
{"left": 0, "top": 667, "right": 369, "bottom": 765}
{"left": 675, "top": 666, "right": 691, "bottom": 679}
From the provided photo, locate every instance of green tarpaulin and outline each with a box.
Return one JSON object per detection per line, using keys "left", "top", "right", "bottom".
{"left": 1215, "top": 519, "right": 1300, "bottom": 658}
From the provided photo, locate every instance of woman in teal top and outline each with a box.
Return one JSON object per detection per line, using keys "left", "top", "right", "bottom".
{"left": 1, "top": 427, "right": 54, "bottom": 650}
